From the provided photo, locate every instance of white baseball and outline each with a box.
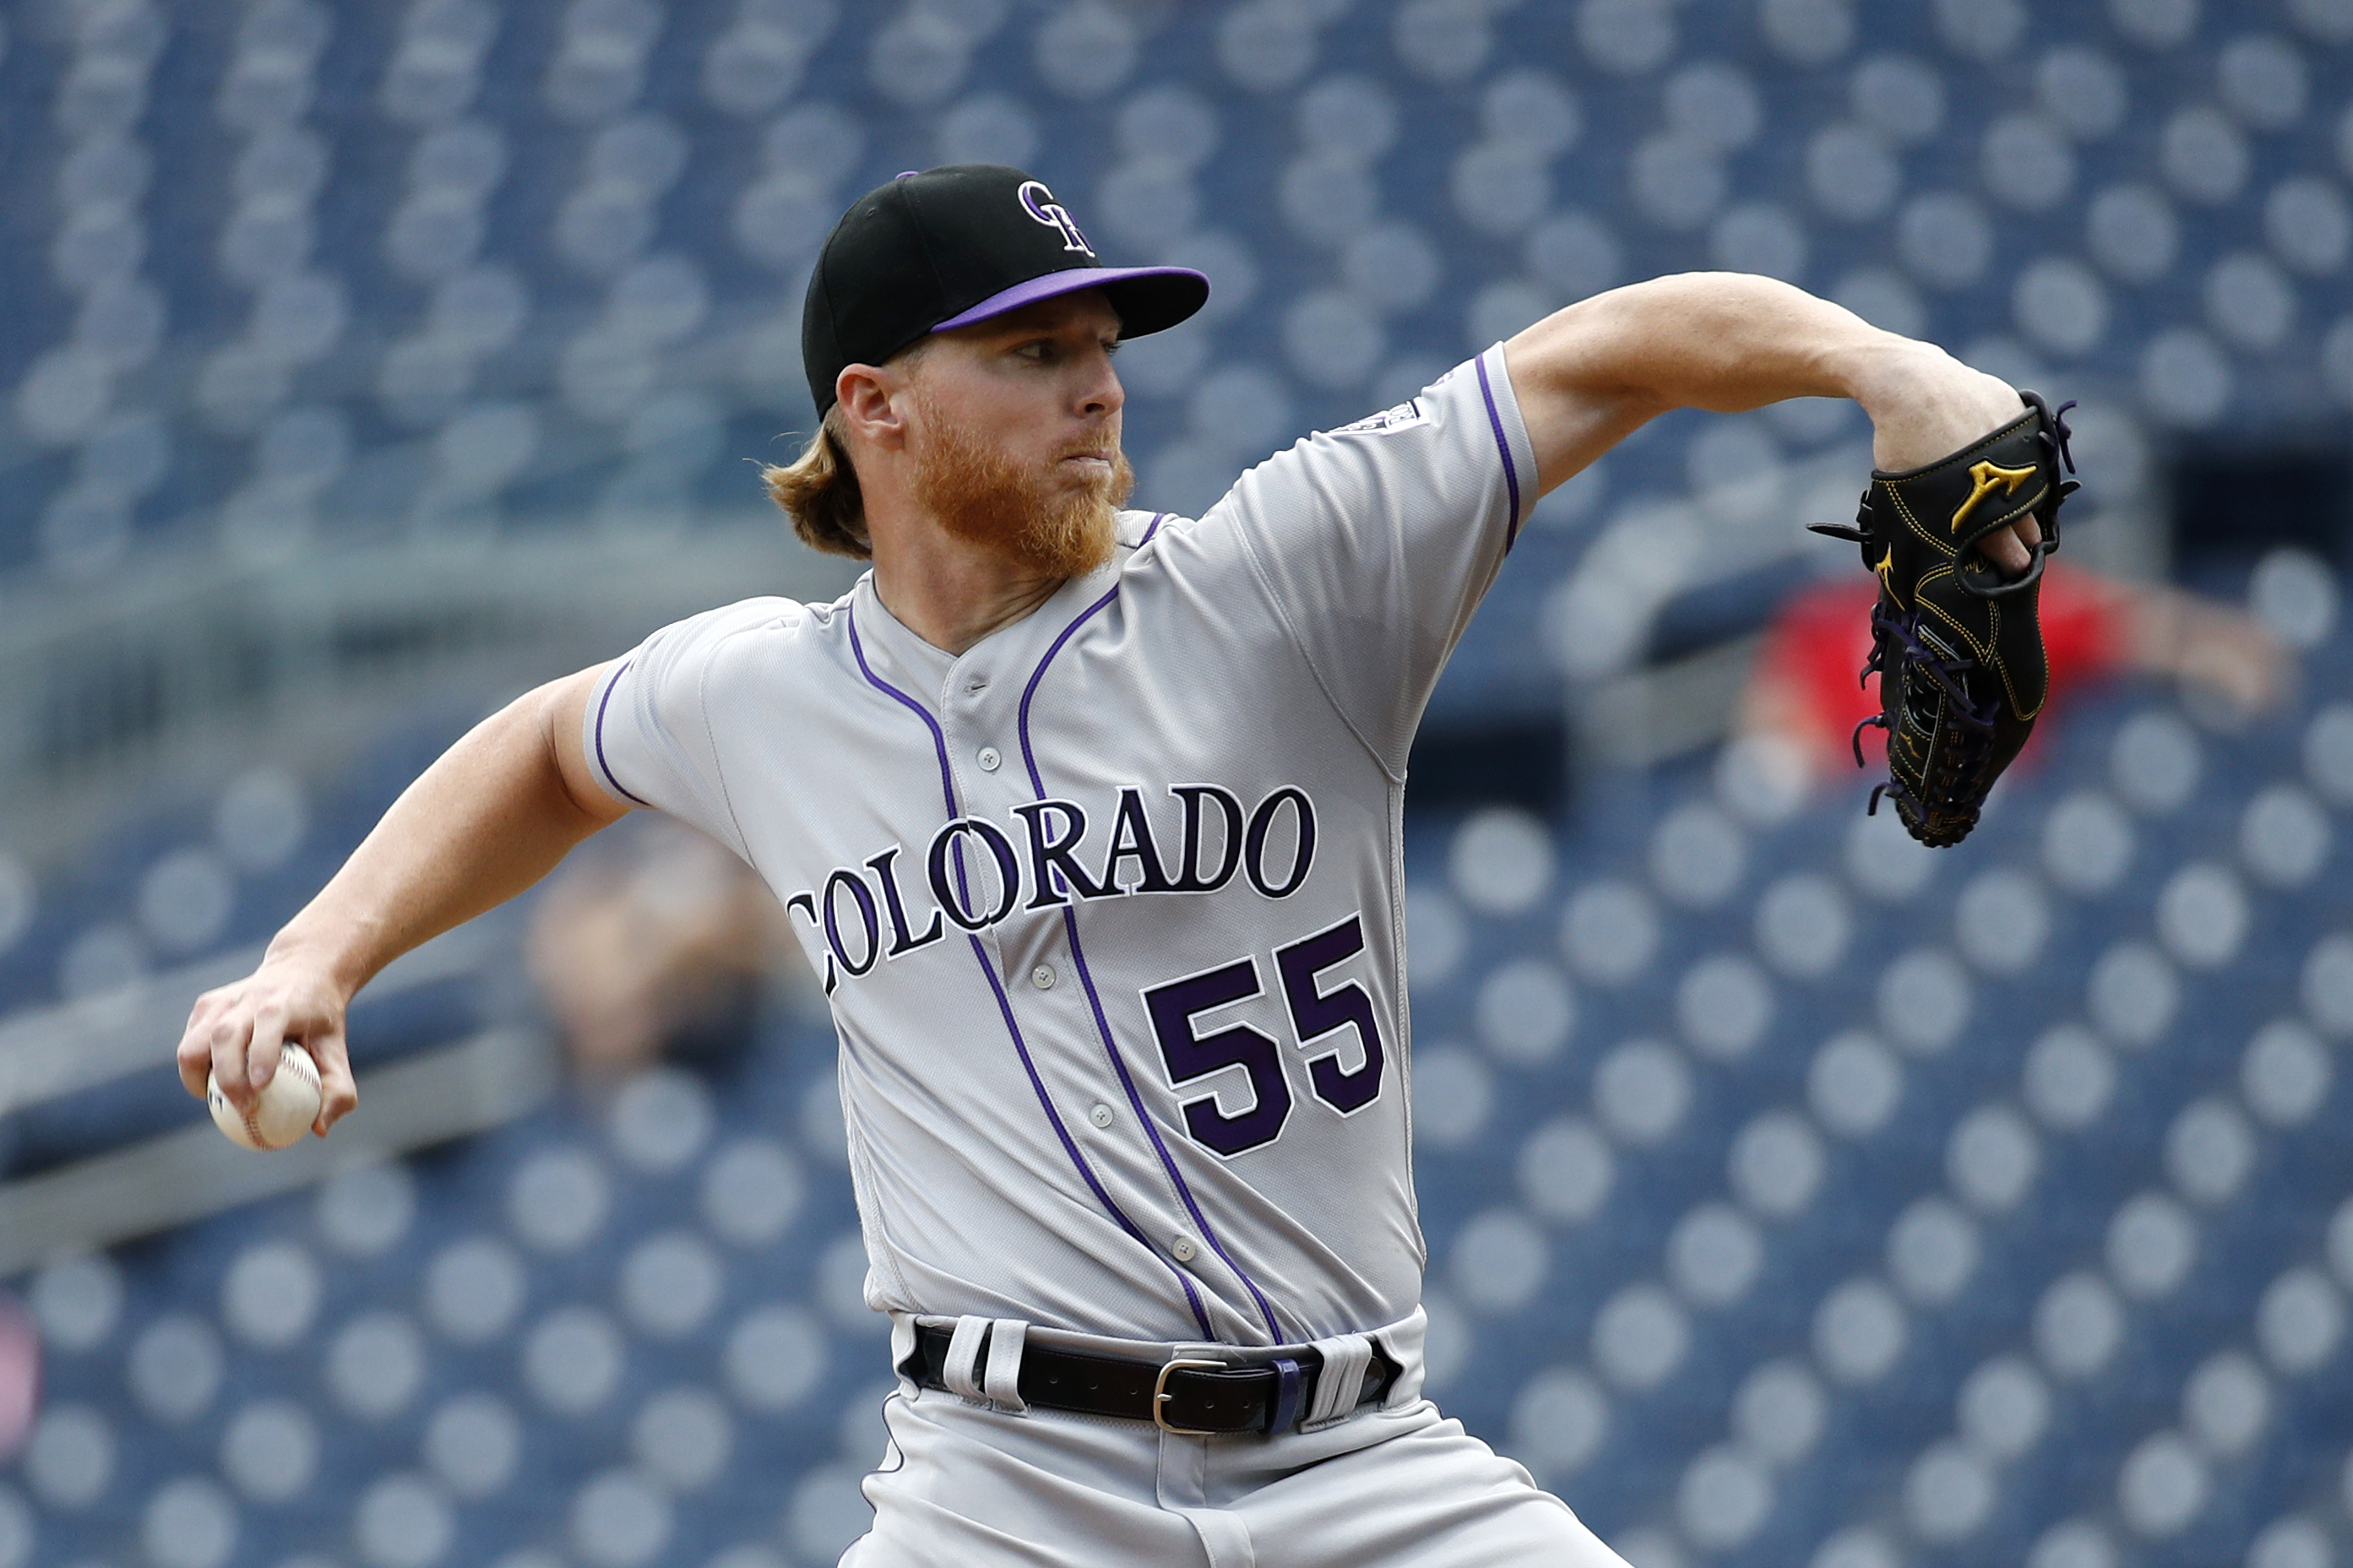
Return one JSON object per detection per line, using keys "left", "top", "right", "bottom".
{"left": 207, "top": 1042, "right": 323, "bottom": 1151}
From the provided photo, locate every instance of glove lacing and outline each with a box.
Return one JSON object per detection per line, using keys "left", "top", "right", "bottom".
{"left": 1855, "top": 595, "right": 2000, "bottom": 830}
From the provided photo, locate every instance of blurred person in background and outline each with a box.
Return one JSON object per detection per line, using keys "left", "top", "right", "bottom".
{"left": 1742, "top": 558, "right": 2287, "bottom": 785}
{"left": 526, "top": 816, "right": 807, "bottom": 1081}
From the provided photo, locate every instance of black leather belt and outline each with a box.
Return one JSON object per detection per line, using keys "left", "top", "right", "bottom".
{"left": 904, "top": 1323, "right": 1398, "bottom": 1435}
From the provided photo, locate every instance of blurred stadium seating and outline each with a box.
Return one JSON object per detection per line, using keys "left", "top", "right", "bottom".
{"left": 3, "top": 2, "right": 2352, "bottom": 1566}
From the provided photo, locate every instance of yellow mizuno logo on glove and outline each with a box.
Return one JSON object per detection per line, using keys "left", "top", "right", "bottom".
{"left": 1948, "top": 459, "right": 2040, "bottom": 534}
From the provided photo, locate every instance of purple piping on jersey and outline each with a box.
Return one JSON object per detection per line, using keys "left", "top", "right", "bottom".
{"left": 845, "top": 605, "right": 970, "bottom": 908}
{"left": 1474, "top": 352, "right": 1524, "bottom": 552}
{"left": 1010, "top": 515, "right": 1169, "bottom": 790}
{"left": 845, "top": 599, "right": 1214, "bottom": 1338}
{"left": 845, "top": 609, "right": 959, "bottom": 818}
{"left": 965, "top": 929, "right": 1209, "bottom": 1336}
{"left": 1014, "top": 517, "right": 1287, "bottom": 1343}
{"left": 592, "top": 660, "right": 653, "bottom": 806}
{"left": 1052, "top": 914, "right": 1279, "bottom": 1341}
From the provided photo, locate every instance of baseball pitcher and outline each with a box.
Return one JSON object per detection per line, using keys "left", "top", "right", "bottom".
{"left": 181, "top": 165, "right": 2056, "bottom": 1565}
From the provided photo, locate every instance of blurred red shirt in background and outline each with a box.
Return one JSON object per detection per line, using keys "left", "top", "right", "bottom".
{"left": 1758, "top": 560, "right": 2130, "bottom": 777}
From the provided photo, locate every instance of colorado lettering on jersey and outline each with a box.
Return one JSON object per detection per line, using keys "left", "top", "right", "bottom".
{"left": 786, "top": 784, "right": 1318, "bottom": 991}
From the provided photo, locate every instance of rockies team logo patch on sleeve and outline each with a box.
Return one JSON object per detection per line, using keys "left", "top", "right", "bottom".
{"left": 1332, "top": 400, "right": 1426, "bottom": 437}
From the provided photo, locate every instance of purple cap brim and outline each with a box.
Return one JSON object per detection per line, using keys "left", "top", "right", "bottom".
{"left": 930, "top": 265, "right": 1209, "bottom": 336}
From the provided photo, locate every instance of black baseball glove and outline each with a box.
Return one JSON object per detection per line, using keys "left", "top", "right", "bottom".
{"left": 1810, "top": 392, "right": 2079, "bottom": 847}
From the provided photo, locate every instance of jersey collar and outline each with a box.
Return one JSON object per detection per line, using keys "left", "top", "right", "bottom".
{"left": 849, "top": 540, "right": 1131, "bottom": 707}
{"left": 851, "top": 510, "right": 1162, "bottom": 658}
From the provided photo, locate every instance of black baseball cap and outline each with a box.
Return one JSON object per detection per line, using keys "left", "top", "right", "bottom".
{"left": 802, "top": 164, "right": 1209, "bottom": 415}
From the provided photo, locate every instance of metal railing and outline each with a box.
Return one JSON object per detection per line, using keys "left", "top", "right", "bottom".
{"left": 0, "top": 911, "right": 552, "bottom": 1272}
{"left": 0, "top": 516, "right": 856, "bottom": 866}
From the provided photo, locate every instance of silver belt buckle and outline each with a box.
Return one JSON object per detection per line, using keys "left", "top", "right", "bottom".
{"left": 1152, "top": 1358, "right": 1230, "bottom": 1436}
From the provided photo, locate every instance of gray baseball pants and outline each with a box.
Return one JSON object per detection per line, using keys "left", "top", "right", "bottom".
{"left": 839, "top": 1310, "right": 1631, "bottom": 1567}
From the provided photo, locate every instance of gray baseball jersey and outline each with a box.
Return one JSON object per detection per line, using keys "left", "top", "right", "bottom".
{"left": 585, "top": 344, "right": 1535, "bottom": 1348}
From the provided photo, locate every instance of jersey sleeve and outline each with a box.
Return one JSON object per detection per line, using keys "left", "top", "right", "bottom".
{"left": 1197, "top": 343, "right": 1536, "bottom": 775}
{"left": 581, "top": 599, "right": 800, "bottom": 860}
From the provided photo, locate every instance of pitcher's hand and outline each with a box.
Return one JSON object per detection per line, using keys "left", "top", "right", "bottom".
{"left": 1862, "top": 349, "right": 2039, "bottom": 576}
{"left": 177, "top": 952, "right": 356, "bottom": 1137}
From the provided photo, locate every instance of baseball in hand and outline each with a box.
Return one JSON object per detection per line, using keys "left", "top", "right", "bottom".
{"left": 207, "top": 1043, "right": 323, "bottom": 1150}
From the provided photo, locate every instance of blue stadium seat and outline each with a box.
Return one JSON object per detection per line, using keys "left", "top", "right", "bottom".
{"left": 6, "top": 4, "right": 2353, "bottom": 1566}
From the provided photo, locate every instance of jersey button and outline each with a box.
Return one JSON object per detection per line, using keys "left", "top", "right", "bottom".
{"left": 976, "top": 746, "right": 1002, "bottom": 772}
{"left": 1089, "top": 1103, "right": 1114, "bottom": 1129}
{"left": 1030, "top": 963, "right": 1056, "bottom": 990}
{"left": 1171, "top": 1237, "right": 1198, "bottom": 1263}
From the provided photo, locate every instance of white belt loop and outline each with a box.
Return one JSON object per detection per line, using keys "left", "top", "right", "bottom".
{"left": 983, "top": 1318, "right": 1029, "bottom": 1414}
{"left": 1301, "top": 1334, "right": 1373, "bottom": 1430}
{"left": 942, "top": 1315, "right": 990, "bottom": 1403}
{"left": 888, "top": 1315, "right": 921, "bottom": 1396}
{"left": 1372, "top": 1305, "right": 1428, "bottom": 1408}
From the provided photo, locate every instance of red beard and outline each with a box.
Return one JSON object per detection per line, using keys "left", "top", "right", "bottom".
{"left": 910, "top": 397, "right": 1132, "bottom": 579}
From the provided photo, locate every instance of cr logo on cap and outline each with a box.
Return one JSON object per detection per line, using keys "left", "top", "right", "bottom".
{"left": 1018, "top": 179, "right": 1095, "bottom": 258}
